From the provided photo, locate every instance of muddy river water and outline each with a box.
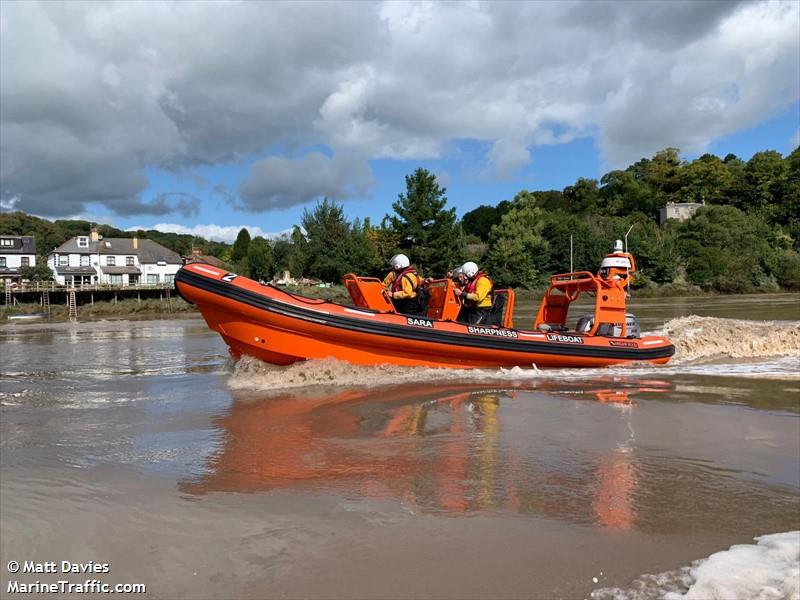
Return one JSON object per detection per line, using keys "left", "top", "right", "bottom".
{"left": 1, "top": 294, "right": 799, "bottom": 599}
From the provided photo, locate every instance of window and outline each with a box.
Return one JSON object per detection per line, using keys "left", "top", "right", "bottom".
{"left": 77, "top": 237, "right": 89, "bottom": 248}
{"left": 126, "top": 256, "right": 134, "bottom": 266}
{"left": 164, "top": 274, "right": 175, "bottom": 285}
{"left": 106, "top": 256, "right": 115, "bottom": 266}
{"left": 157, "top": 260, "right": 166, "bottom": 266}
{"left": 0, "top": 239, "right": 13, "bottom": 247}
{"left": 80, "top": 255, "right": 90, "bottom": 267}
{"left": 109, "top": 274, "right": 122, "bottom": 285}
{"left": 59, "top": 255, "right": 68, "bottom": 266}
{"left": 147, "top": 274, "right": 159, "bottom": 284}
{"left": 21, "top": 257, "right": 30, "bottom": 267}
{"left": 0, "top": 257, "right": 5, "bottom": 267}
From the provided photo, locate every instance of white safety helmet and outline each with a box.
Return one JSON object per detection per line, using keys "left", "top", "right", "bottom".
{"left": 461, "top": 261, "right": 479, "bottom": 279}
{"left": 390, "top": 254, "right": 410, "bottom": 270}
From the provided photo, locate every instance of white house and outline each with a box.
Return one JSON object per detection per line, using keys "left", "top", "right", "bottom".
{"left": 0, "top": 235, "right": 37, "bottom": 284}
{"left": 659, "top": 202, "right": 703, "bottom": 224}
{"left": 48, "top": 227, "right": 182, "bottom": 287}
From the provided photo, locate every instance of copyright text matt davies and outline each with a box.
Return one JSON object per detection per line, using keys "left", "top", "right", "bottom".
{"left": 7, "top": 561, "right": 110, "bottom": 574}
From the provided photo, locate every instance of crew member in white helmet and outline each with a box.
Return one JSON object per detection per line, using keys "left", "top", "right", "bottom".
{"left": 454, "top": 261, "right": 493, "bottom": 324}
{"left": 383, "top": 254, "right": 422, "bottom": 314}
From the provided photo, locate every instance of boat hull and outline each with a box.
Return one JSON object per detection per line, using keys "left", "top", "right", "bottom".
{"left": 175, "top": 264, "right": 675, "bottom": 369}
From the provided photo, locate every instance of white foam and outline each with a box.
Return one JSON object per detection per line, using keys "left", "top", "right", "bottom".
{"left": 664, "top": 316, "right": 800, "bottom": 363}
{"left": 591, "top": 531, "right": 800, "bottom": 600}
{"left": 226, "top": 317, "right": 800, "bottom": 391}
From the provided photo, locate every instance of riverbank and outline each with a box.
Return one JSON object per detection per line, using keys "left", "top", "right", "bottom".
{"left": 3, "top": 284, "right": 797, "bottom": 323}
{"left": 0, "top": 297, "right": 196, "bottom": 323}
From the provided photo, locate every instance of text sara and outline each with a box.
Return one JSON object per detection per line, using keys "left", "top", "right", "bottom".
{"left": 23, "top": 561, "right": 110, "bottom": 574}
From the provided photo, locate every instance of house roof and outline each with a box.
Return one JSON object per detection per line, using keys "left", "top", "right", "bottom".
{"left": 0, "top": 235, "right": 37, "bottom": 255}
{"left": 189, "top": 254, "right": 233, "bottom": 270}
{"left": 52, "top": 237, "right": 181, "bottom": 264}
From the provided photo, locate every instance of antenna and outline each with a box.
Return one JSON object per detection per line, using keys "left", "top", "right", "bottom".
{"left": 570, "top": 234, "right": 573, "bottom": 274}
{"left": 624, "top": 224, "right": 635, "bottom": 253}
{"left": 624, "top": 224, "right": 634, "bottom": 299}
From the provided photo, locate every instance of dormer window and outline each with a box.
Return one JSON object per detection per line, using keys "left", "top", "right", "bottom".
{"left": 0, "top": 239, "right": 13, "bottom": 247}
{"left": 77, "top": 236, "right": 89, "bottom": 248}
{"left": 157, "top": 261, "right": 166, "bottom": 266}
{"left": 104, "top": 241, "right": 111, "bottom": 248}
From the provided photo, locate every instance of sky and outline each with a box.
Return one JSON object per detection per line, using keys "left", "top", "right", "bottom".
{"left": 1, "top": 1, "right": 798, "bottom": 242}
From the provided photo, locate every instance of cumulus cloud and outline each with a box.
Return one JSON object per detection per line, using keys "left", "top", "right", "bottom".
{"left": 127, "top": 223, "right": 293, "bottom": 244}
{"left": 238, "top": 152, "right": 374, "bottom": 212}
{"left": 1, "top": 0, "right": 797, "bottom": 216}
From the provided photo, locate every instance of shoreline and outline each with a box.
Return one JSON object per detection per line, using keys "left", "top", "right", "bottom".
{"left": 2, "top": 288, "right": 798, "bottom": 324}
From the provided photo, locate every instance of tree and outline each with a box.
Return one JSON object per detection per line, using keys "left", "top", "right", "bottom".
{"left": 599, "top": 170, "right": 654, "bottom": 216}
{"left": 776, "top": 250, "right": 800, "bottom": 290}
{"left": 288, "top": 226, "right": 308, "bottom": 277}
{"left": 344, "top": 218, "right": 381, "bottom": 276}
{"left": 461, "top": 202, "right": 511, "bottom": 241}
{"left": 744, "top": 150, "right": 787, "bottom": 212}
{"left": 771, "top": 147, "right": 800, "bottom": 236}
{"left": 390, "top": 168, "right": 462, "bottom": 275}
{"left": 301, "top": 198, "right": 353, "bottom": 282}
{"left": 231, "top": 228, "right": 251, "bottom": 263}
{"left": 539, "top": 212, "right": 606, "bottom": 275}
{"left": 271, "top": 238, "right": 293, "bottom": 273}
{"left": 563, "top": 177, "right": 600, "bottom": 213}
{"left": 246, "top": 236, "right": 273, "bottom": 281}
{"left": 678, "top": 205, "right": 778, "bottom": 292}
{"left": 676, "top": 153, "right": 732, "bottom": 206}
{"left": 19, "top": 264, "right": 53, "bottom": 281}
{"left": 365, "top": 217, "right": 401, "bottom": 273}
{"left": 485, "top": 194, "right": 548, "bottom": 288}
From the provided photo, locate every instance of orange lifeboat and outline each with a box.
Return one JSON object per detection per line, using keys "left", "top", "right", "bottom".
{"left": 174, "top": 244, "right": 674, "bottom": 369}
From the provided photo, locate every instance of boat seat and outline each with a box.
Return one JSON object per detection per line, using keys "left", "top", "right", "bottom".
{"left": 424, "top": 279, "right": 461, "bottom": 321}
{"left": 416, "top": 286, "right": 431, "bottom": 316}
{"left": 483, "top": 293, "right": 506, "bottom": 327}
{"left": 342, "top": 274, "right": 394, "bottom": 312}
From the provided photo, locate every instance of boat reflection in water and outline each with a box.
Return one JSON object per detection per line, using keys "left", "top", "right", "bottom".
{"left": 182, "top": 380, "right": 671, "bottom": 529}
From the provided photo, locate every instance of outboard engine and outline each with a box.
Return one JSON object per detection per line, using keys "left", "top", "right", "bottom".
{"left": 575, "top": 313, "right": 640, "bottom": 338}
{"left": 625, "top": 313, "right": 640, "bottom": 338}
{"left": 576, "top": 314, "right": 593, "bottom": 333}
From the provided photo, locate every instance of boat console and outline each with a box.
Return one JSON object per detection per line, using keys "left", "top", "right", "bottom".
{"left": 535, "top": 241, "right": 639, "bottom": 337}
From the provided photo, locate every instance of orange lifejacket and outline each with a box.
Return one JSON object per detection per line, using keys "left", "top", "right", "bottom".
{"left": 463, "top": 271, "right": 492, "bottom": 307}
{"left": 391, "top": 266, "right": 421, "bottom": 295}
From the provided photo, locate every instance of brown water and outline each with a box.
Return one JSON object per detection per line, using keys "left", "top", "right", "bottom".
{"left": 1, "top": 294, "right": 799, "bottom": 599}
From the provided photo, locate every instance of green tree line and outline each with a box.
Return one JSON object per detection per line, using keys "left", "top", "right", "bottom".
{"left": 2, "top": 146, "right": 798, "bottom": 292}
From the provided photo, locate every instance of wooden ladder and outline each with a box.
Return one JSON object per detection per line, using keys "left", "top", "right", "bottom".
{"left": 67, "top": 290, "right": 77, "bottom": 322}
{"left": 42, "top": 291, "right": 51, "bottom": 315}
{"left": 4, "top": 282, "right": 10, "bottom": 306}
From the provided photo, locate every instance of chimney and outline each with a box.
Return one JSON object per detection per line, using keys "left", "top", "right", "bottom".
{"left": 90, "top": 226, "right": 99, "bottom": 242}
{"left": 133, "top": 235, "right": 139, "bottom": 250}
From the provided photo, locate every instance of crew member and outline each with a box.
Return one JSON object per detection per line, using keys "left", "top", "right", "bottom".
{"left": 455, "top": 261, "right": 493, "bottom": 324}
{"left": 383, "top": 254, "right": 422, "bottom": 315}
